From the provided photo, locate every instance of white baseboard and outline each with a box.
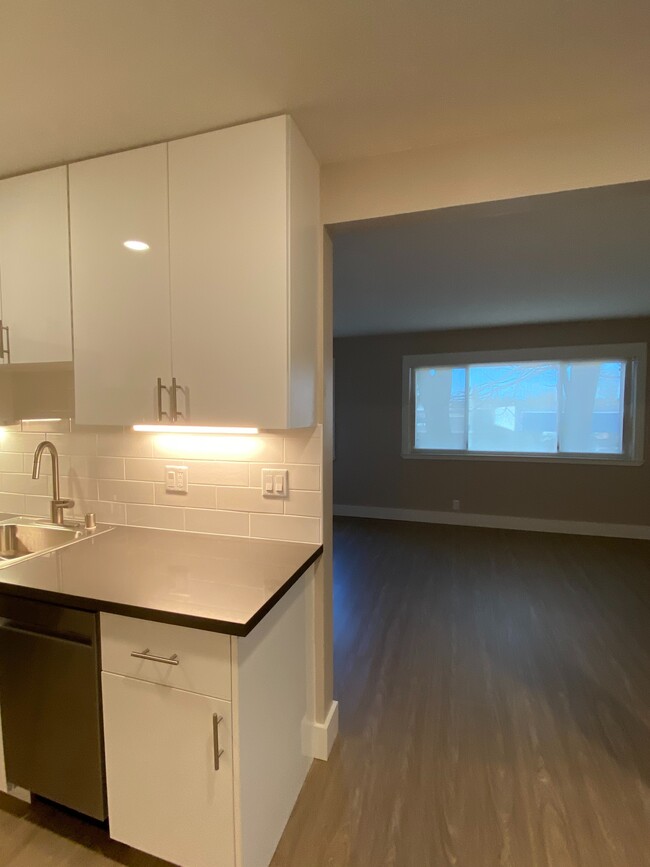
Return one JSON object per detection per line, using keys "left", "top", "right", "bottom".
{"left": 3, "top": 783, "right": 31, "bottom": 803}
{"left": 334, "top": 504, "right": 650, "bottom": 541}
{"left": 302, "top": 700, "right": 339, "bottom": 761}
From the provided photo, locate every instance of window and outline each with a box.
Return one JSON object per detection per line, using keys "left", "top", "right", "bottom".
{"left": 403, "top": 344, "right": 646, "bottom": 463}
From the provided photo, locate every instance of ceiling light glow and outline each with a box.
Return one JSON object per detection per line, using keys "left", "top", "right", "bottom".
{"left": 123, "top": 240, "right": 150, "bottom": 251}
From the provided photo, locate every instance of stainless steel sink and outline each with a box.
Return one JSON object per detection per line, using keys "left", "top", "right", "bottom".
{"left": 0, "top": 517, "right": 111, "bottom": 564}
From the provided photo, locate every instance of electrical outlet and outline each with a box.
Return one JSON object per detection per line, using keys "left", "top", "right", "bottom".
{"left": 262, "top": 468, "right": 289, "bottom": 498}
{"left": 165, "top": 465, "right": 189, "bottom": 494}
{"left": 452, "top": 498, "right": 461, "bottom": 511}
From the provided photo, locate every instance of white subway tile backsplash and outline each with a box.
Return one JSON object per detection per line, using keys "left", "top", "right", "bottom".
{"left": 0, "top": 453, "right": 26, "bottom": 473}
{"left": 1, "top": 473, "right": 49, "bottom": 496}
{"left": 249, "top": 436, "right": 285, "bottom": 463}
{"left": 23, "top": 453, "right": 72, "bottom": 476}
{"left": 126, "top": 504, "right": 185, "bottom": 531}
{"left": 24, "top": 495, "right": 52, "bottom": 518}
{"left": 125, "top": 458, "right": 170, "bottom": 482}
{"left": 20, "top": 419, "right": 72, "bottom": 435}
{"left": 1, "top": 432, "right": 43, "bottom": 454}
{"left": 284, "top": 428, "right": 322, "bottom": 464}
{"left": 187, "top": 461, "right": 249, "bottom": 486}
{"left": 98, "top": 479, "right": 154, "bottom": 505}
{"left": 0, "top": 492, "right": 26, "bottom": 514}
{"left": 83, "top": 500, "right": 127, "bottom": 525}
{"left": 98, "top": 432, "right": 153, "bottom": 458}
{"left": 69, "top": 455, "right": 125, "bottom": 480}
{"left": 250, "top": 514, "right": 320, "bottom": 544}
{"left": 285, "top": 490, "right": 321, "bottom": 517}
{"left": 62, "top": 477, "right": 99, "bottom": 501}
{"left": 154, "top": 484, "right": 216, "bottom": 509}
{"left": 0, "top": 426, "right": 321, "bottom": 543}
{"left": 49, "top": 433, "right": 98, "bottom": 456}
{"left": 217, "top": 486, "right": 283, "bottom": 514}
{"left": 185, "top": 509, "right": 250, "bottom": 537}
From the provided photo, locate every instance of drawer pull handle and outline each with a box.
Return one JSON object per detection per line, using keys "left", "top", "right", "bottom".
{"left": 130, "top": 648, "right": 180, "bottom": 666}
{"left": 213, "top": 714, "right": 224, "bottom": 771}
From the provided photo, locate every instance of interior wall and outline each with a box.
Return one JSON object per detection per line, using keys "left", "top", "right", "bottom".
{"left": 333, "top": 317, "right": 650, "bottom": 528}
{"left": 321, "top": 114, "right": 650, "bottom": 225}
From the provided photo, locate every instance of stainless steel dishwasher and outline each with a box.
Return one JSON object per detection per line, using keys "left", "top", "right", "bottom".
{"left": 0, "top": 595, "right": 107, "bottom": 820}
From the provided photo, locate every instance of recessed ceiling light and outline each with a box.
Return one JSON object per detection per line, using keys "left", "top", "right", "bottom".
{"left": 123, "top": 240, "right": 150, "bottom": 251}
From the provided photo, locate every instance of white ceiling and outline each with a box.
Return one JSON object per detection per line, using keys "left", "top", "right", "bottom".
{"left": 332, "top": 181, "right": 650, "bottom": 337}
{"left": 1, "top": 0, "right": 649, "bottom": 178}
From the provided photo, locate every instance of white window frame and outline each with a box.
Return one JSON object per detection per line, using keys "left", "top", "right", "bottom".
{"left": 402, "top": 342, "right": 646, "bottom": 465}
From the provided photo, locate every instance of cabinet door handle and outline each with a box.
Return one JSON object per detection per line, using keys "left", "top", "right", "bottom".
{"left": 156, "top": 378, "right": 169, "bottom": 421}
{"left": 170, "top": 377, "right": 184, "bottom": 422}
{"left": 213, "top": 714, "right": 224, "bottom": 770}
{"left": 0, "top": 321, "right": 10, "bottom": 363}
{"left": 130, "top": 647, "right": 180, "bottom": 665}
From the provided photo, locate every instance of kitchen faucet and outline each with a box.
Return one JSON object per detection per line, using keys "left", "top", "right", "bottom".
{"left": 32, "top": 441, "right": 75, "bottom": 525}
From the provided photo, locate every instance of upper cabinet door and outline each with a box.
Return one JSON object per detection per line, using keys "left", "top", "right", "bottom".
{"left": 0, "top": 167, "right": 72, "bottom": 364}
{"left": 69, "top": 145, "right": 172, "bottom": 425}
{"left": 168, "top": 116, "right": 319, "bottom": 429}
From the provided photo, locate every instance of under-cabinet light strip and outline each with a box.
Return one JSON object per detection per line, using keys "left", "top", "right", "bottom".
{"left": 132, "top": 424, "right": 259, "bottom": 434}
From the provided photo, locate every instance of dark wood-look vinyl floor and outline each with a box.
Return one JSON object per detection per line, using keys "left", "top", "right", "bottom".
{"left": 272, "top": 518, "right": 650, "bottom": 867}
{"left": 0, "top": 517, "right": 648, "bottom": 866}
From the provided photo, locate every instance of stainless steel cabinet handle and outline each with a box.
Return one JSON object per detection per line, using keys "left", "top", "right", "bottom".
{"left": 213, "top": 714, "right": 224, "bottom": 770}
{"left": 130, "top": 648, "right": 180, "bottom": 665}
{"left": 156, "top": 378, "right": 169, "bottom": 421}
{"left": 0, "top": 321, "right": 10, "bottom": 363}
{"left": 170, "top": 377, "right": 184, "bottom": 421}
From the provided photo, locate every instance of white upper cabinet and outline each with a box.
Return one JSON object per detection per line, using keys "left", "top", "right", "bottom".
{"left": 69, "top": 145, "right": 172, "bottom": 425}
{"left": 69, "top": 115, "right": 319, "bottom": 429}
{"left": 0, "top": 167, "right": 72, "bottom": 364}
{"left": 168, "top": 115, "right": 319, "bottom": 429}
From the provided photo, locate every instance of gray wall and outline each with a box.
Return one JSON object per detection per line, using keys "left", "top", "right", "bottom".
{"left": 333, "top": 317, "right": 650, "bottom": 527}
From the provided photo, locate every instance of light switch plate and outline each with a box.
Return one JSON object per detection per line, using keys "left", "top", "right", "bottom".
{"left": 165, "top": 465, "right": 189, "bottom": 494}
{"left": 262, "top": 468, "right": 288, "bottom": 498}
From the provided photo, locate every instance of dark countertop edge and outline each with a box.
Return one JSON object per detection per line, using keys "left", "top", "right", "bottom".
{"left": 0, "top": 545, "right": 323, "bottom": 637}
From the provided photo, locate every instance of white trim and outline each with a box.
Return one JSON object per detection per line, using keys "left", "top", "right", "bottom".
{"left": 301, "top": 700, "right": 339, "bottom": 761}
{"left": 4, "top": 783, "right": 31, "bottom": 803}
{"left": 334, "top": 504, "right": 650, "bottom": 541}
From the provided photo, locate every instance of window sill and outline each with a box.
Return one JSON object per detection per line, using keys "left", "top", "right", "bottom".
{"left": 402, "top": 450, "right": 644, "bottom": 467}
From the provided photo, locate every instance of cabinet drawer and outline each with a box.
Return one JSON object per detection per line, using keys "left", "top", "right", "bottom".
{"left": 100, "top": 614, "right": 231, "bottom": 700}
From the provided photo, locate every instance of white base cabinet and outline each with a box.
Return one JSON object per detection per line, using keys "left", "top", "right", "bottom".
{"left": 102, "top": 675, "right": 235, "bottom": 867}
{"left": 100, "top": 565, "right": 316, "bottom": 867}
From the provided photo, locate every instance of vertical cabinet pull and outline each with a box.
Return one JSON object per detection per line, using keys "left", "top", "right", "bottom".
{"left": 0, "top": 321, "right": 10, "bottom": 363}
{"left": 213, "top": 714, "right": 224, "bottom": 770}
{"left": 156, "top": 378, "right": 169, "bottom": 421}
{"left": 156, "top": 378, "right": 186, "bottom": 423}
{"left": 171, "top": 377, "right": 184, "bottom": 421}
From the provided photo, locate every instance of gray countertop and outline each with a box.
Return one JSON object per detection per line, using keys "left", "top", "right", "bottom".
{"left": 0, "top": 518, "right": 322, "bottom": 635}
